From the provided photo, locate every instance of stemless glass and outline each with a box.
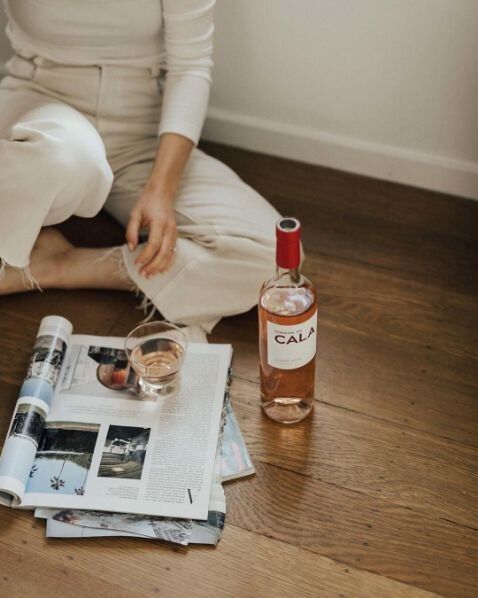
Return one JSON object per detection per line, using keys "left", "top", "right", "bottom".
{"left": 124, "top": 321, "right": 187, "bottom": 399}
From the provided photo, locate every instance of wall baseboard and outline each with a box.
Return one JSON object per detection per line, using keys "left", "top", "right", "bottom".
{"left": 203, "top": 107, "right": 478, "bottom": 200}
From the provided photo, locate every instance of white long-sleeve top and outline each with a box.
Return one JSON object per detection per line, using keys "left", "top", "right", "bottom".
{"left": 2, "top": 0, "right": 215, "bottom": 144}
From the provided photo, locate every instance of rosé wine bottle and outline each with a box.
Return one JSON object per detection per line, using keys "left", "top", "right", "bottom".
{"left": 259, "top": 218, "right": 317, "bottom": 424}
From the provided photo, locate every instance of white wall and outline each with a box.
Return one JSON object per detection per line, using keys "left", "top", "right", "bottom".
{"left": 205, "top": 0, "right": 478, "bottom": 198}
{"left": 1, "top": 1, "right": 477, "bottom": 198}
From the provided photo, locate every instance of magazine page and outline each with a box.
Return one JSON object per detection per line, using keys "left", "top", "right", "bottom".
{"left": 188, "top": 482, "right": 225, "bottom": 545}
{"left": 0, "top": 316, "right": 72, "bottom": 506}
{"left": 20, "top": 335, "right": 231, "bottom": 520}
{"left": 35, "top": 391, "right": 254, "bottom": 544}
{"left": 46, "top": 521, "right": 134, "bottom": 539}
{"left": 39, "top": 420, "right": 230, "bottom": 545}
{"left": 50, "top": 508, "right": 194, "bottom": 545}
{"left": 220, "top": 395, "right": 255, "bottom": 482}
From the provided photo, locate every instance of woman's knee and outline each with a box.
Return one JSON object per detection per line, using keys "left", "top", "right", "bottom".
{"left": 8, "top": 109, "right": 113, "bottom": 218}
{"left": 40, "top": 125, "right": 111, "bottom": 188}
{"left": 48, "top": 131, "right": 114, "bottom": 215}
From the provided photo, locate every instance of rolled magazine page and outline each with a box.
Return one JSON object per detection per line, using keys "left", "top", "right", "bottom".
{"left": 51, "top": 509, "right": 194, "bottom": 545}
{"left": 0, "top": 316, "right": 72, "bottom": 506}
{"left": 220, "top": 394, "right": 255, "bottom": 482}
{"left": 188, "top": 482, "right": 225, "bottom": 545}
{"left": 45, "top": 478, "right": 226, "bottom": 546}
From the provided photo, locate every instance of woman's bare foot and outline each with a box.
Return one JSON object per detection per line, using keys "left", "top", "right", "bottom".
{"left": 1, "top": 227, "right": 133, "bottom": 296}
{"left": 0, "top": 227, "right": 73, "bottom": 295}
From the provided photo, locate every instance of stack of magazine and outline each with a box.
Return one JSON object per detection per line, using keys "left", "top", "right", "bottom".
{"left": 0, "top": 315, "right": 254, "bottom": 546}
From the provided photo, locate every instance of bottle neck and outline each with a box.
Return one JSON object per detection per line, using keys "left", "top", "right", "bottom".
{"left": 276, "top": 233, "right": 301, "bottom": 272}
{"left": 275, "top": 265, "right": 301, "bottom": 284}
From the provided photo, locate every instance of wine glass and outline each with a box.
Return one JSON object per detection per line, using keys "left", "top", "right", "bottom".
{"left": 124, "top": 321, "right": 187, "bottom": 399}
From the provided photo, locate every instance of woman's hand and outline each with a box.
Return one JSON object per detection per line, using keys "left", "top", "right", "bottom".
{"left": 126, "top": 185, "right": 178, "bottom": 278}
{"left": 126, "top": 132, "right": 194, "bottom": 278}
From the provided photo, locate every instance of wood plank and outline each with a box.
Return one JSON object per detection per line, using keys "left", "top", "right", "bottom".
{"left": 106, "top": 247, "right": 477, "bottom": 375}
{"left": 224, "top": 461, "right": 478, "bottom": 598}
{"left": 1, "top": 541, "right": 134, "bottom": 598}
{"left": 0, "top": 288, "right": 131, "bottom": 331}
{"left": 303, "top": 254, "right": 477, "bottom": 361}
{"left": 213, "top": 320, "right": 478, "bottom": 446}
{"left": 0, "top": 510, "right": 438, "bottom": 598}
{"left": 273, "top": 192, "right": 478, "bottom": 296}
{"left": 201, "top": 141, "right": 478, "bottom": 294}
{"left": 229, "top": 378, "right": 478, "bottom": 528}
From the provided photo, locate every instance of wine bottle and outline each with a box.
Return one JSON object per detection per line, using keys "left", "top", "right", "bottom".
{"left": 258, "top": 218, "right": 317, "bottom": 424}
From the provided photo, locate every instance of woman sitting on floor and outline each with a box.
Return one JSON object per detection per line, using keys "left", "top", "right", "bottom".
{"left": 0, "top": 0, "right": 279, "bottom": 334}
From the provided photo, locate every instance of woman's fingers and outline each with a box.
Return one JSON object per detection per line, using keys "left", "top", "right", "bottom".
{"left": 135, "top": 220, "right": 164, "bottom": 270}
{"left": 141, "top": 224, "right": 178, "bottom": 277}
{"left": 125, "top": 212, "right": 141, "bottom": 251}
{"left": 129, "top": 202, "right": 178, "bottom": 277}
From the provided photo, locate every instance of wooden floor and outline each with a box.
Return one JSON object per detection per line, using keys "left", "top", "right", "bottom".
{"left": 0, "top": 141, "right": 477, "bottom": 597}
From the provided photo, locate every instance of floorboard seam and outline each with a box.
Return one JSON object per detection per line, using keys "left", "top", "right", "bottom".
{"left": 226, "top": 523, "right": 446, "bottom": 597}
{"left": 440, "top": 518, "right": 478, "bottom": 532}
{"left": 231, "top": 374, "right": 478, "bottom": 450}
{"left": 322, "top": 319, "right": 478, "bottom": 363}
{"left": 295, "top": 244, "right": 478, "bottom": 301}
{"left": 257, "top": 460, "right": 478, "bottom": 531}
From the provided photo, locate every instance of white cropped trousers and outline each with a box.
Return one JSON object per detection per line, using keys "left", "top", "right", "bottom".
{"left": 0, "top": 57, "right": 280, "bottom": 331}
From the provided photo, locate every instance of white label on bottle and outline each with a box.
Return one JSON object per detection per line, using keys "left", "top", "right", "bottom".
{"left": 267, "top": 310, "right": 317, "bottom": 370}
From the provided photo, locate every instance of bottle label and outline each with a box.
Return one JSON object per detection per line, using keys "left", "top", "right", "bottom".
{"left": 267, "top": 310, "right": 317, "bottom": 370}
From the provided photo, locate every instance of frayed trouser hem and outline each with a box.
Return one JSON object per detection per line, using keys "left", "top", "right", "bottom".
{"left": 0, "top": 247, "right": 162, "bottom": 325}
{"left": 93, "top": 246, "right": 160, "bottom": 323}
{"left": 120, "top": 244, "right": 218, "bottom": 333}
{"left": 135, "top": 288, "right": 161, "bottom": 323}
{"left": 0, "top": 257, "right": 42, "bottom": 291}
{"left": 0, "top": 247, "right": 163, "bottom": 327}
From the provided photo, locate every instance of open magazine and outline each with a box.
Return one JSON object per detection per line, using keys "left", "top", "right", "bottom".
{"left": 37, "top": 394, "right": 255, "bottom": 545}
{"left": 0, "top": 316, "right": 232, "bottom": 520}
